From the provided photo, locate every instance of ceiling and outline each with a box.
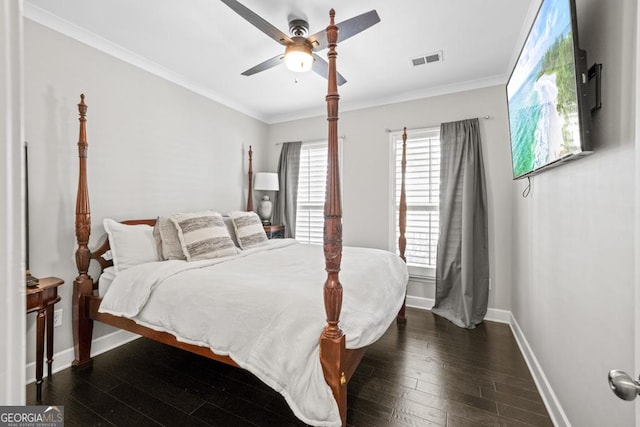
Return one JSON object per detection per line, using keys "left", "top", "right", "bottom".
{"left": 24, "top": 0, "right": 540, "bottom": 124}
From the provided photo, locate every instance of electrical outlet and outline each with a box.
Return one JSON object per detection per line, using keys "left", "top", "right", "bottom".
{"left": 53, "top": 309, "right": 63, "bottom": 328}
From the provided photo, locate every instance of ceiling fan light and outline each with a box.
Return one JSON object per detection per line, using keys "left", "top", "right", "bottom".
{"left": 284, "top": 45, "right": 313, "bottom": 73}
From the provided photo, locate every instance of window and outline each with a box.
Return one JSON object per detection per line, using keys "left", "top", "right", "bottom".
{"left": 295, "top": 141, "right": 328, "bottom": 244}
{"left": 294, "top": 139, "right": 343, "bottom": 244}
{"left": 390, "top": 128, "right": 441, "bottom": 278}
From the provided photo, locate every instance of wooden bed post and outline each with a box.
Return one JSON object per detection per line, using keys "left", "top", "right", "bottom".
{"left": 320, "top": 9, "right": 347, "bottom": 426}
{"left": 72, "top": 94, "right": 94, "bottom": 367}
{"left": 246, "top": 145, "right": 254, "bottom": 211}
{"left": 397, "top": 127, "right": 408, "bottom": 324}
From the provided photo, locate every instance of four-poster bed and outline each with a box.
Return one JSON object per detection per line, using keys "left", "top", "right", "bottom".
{"left": 72, "top": 10, "right": 408, "bottom": 427}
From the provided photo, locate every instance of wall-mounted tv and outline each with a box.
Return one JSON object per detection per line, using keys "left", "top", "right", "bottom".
{"left": 506, "top": 0, "right": 593, "bottom": 179}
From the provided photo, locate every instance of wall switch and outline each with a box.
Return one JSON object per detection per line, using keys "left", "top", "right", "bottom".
{"left": 53, "top": 309, "right": 63, "bottom": 328}
{"left": 489, "top": 278, "right": 492, "bottom": 290}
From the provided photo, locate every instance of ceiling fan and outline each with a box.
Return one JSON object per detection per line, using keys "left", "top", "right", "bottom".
{"left": 220, "top": 0, "right": 381, "bottom": 85}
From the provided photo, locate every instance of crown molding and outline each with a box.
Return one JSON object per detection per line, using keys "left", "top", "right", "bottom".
{"left": 23, "top": 2, "right": 268, "bottom": 123}
{"left": 24, "top": 2, "right": 512, "bottom": 126}
{"left": 267, "top": 74, "right": 508, "bottom": 124}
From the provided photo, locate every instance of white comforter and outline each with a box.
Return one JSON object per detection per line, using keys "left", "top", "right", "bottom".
{"left": 99, "top": 239, "right": 408, "bottom": 426}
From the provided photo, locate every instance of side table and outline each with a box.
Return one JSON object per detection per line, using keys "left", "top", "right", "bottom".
{"left": 26, "top": 276, "right": 64, "bottom": 401}
{"left": 264, "top": 224, "right": 285, "bottom": 239}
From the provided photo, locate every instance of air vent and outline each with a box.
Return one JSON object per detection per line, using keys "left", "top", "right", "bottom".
{"left": 410, "top": 51, "right": 443, "bottom": 67}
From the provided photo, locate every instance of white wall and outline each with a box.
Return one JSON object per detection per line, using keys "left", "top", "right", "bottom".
{"left": 1, "top": 0, "right": 26, "bottom": 405}
{"left": 267, "top": 85, "right": 514, "bottom": 311}
{"left": 23, "top": 20, "right": 269, "bottom": 368}
{"left": 510, "top": 0, "right": 637, "bottom": 425}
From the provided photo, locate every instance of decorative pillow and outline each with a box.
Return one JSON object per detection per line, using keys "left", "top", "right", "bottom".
{"left": 229, "top": 211, "right": 268, "bottom": 249}
{"left": 103, "top": 219, "right": 159, "bottom": 272}
{"left": 170, "top": 211, "right": 238, "bottom": 261}
{"left": 154, "top": 216, "right": 186, "bottom": 260}
{"left": 223, "top": 216, "right": 240, "bottom": 248}
{"left": 152, "top": 219, "right": 163, "bottom": 259}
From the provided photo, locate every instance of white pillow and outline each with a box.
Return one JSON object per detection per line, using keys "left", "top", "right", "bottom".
{"left": 170, "top": 211, "right": 238, "bottom": 261}
{"left": 103, "top": 219, "right": 159, "bottom": 272}
{"left": 228, "top": 211, "right": 268, "bottom": 249}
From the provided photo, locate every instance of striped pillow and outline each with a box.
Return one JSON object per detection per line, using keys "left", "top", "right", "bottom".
{"left": 229, "top": 211, "right": 268, "bottom": 249}
{"left": 170, "top": 211, "right": 238, "bottom": 261}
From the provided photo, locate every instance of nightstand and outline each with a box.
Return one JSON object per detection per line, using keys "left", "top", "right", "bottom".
{"left": 26, "top": 277, "right": 64, "bottom": 401}
{"left": 263, "top": 224, "right": 285, "bottom": 239}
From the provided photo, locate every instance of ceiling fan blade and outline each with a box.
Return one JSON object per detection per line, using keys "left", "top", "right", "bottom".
{"left": 220, "top": 0, "right": 293, "bottom": 46}
{"left": 311, "top": 54, "right": 347, "bottom": 86}
{"left": 308, "top": 10, "right": 381, "bottom": 51}
{"left": 241, "top": 54, "right": 284, "bottom": 76}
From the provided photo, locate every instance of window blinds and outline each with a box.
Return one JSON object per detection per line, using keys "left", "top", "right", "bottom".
{"left": 295, "top": 141, "right": 328, "bottom": 244}
{"left": 393, "top": 128, "right": 441, "bottom": 277}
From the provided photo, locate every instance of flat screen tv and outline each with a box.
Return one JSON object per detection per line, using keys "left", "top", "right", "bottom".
{"left": 506, "top": 0, "right": 592, "bottom": 179}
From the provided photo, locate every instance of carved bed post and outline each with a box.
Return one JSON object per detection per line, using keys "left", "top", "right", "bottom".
{"left": 246, "top": 145, "right": 254, "bottom": 211}
{"left": 72, "top": 94, "right": 94, "bottom": 367}
{"left": 320, "top": 9, "right": 347, "bottom": 426}
{"left": 397, "top": 127, "right": 408, "bottom": 324}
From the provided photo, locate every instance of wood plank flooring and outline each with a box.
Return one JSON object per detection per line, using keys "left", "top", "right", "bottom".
{"left": 27, "top": 308, "right": 553, "bottom": 426}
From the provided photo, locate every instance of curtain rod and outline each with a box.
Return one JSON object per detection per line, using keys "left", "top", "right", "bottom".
{"left": 275, "top": 136, "right": 346, "bottom": 146}
{"left": 385, "top": 115, "right": 491, "bottom": 134}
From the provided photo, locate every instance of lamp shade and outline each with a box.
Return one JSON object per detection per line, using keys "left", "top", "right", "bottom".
{"left": 254, "top": 172, "right": 279, "bottom": 191}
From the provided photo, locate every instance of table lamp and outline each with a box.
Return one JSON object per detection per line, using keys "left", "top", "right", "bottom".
{"left": 254, "top": 172, "right": 279, "bottom": 225}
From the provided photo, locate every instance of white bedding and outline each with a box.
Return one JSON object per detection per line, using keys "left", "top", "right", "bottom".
{"left": 97, "top": 266, "right": 117, "bottom": 296}
{"left": 99, "top": 239, "right": 408, "bottom": 426}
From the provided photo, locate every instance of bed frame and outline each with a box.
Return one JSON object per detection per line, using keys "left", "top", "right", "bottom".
{"left": 71, "top": 10, "right": 407, "bottom": 426}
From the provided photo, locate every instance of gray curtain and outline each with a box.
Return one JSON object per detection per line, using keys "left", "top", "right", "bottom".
{"left": 431, "top": 118, "right": 489, "bottom": 329}
{"left": 272, "top": 141, "right": 302, "bottom": 238}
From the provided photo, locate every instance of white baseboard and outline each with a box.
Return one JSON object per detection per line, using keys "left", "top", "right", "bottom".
{"left": 25, "top": 330, "right": 140, "bottom": 384}
{"left": 509, "top": 315, "right": 570, "bottom": 427}
{"left": 405, "top": 295, "right": 511, "bottom": 324}
{"left": 405, "top": 295, "right": 433, "bottom": 311}
{"left": 406, "top": 295, "right": 569, "bottom": 425}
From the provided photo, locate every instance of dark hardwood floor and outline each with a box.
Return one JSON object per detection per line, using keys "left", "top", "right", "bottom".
{"left": 27, "top": 308, "right": 553, "bottom": 426}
